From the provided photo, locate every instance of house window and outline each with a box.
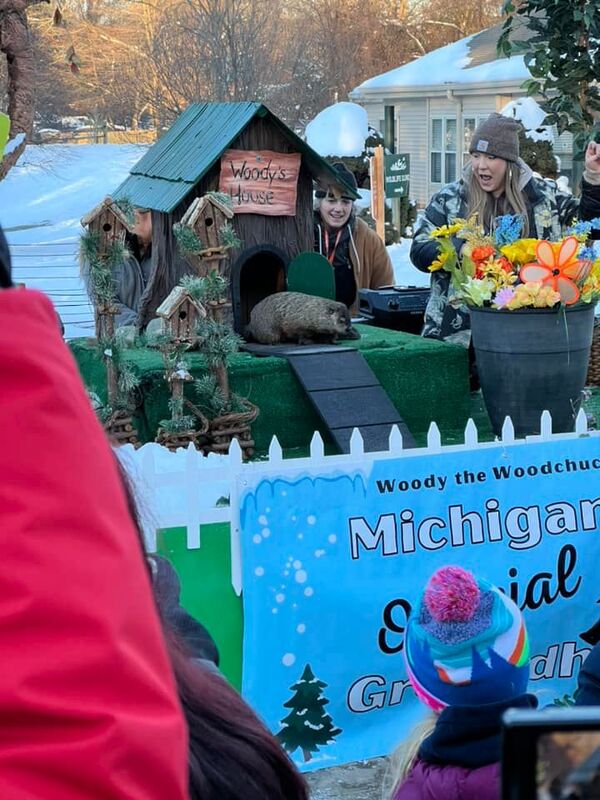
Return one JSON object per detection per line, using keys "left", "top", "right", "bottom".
{"left": 463, "top": 116, "right": 489, "bottom": 167}
{"left": 430, "top": 117, "right": 457, "bottom": 185}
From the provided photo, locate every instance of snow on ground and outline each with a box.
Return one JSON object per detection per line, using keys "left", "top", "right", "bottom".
{"left": 354, "top": 33, "right": 527, "bottom": 90}
{"left": 306, "top": 102, "right": 368, "bottom": 157}
{"left": 389, "top": 239, "right": 428, "bottom": 287}
{"left": 0, "top": 143, "right": 424, "bottom": 337}
{"left": 0, "top": 144, "right": 147, "bottom": 338}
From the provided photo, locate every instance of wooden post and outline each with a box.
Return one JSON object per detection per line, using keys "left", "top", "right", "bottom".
{"left": 370, "top": 145, "right": 386, "bottom": 243}
{"left": 101, "top": 308, "right": 119, "bottom": 406}
{"left": 171, "top": 376, "right": 184, "bottom": 419}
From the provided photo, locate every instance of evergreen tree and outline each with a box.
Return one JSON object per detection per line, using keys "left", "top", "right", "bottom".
{"left": 277, "top": 664, "right": 342, "bottom": 762}
{"left": 518, "top": 126, "right": 558, "bottom": 179}
{"left": 499, "top": 0, "right": 600, "bottom": 159}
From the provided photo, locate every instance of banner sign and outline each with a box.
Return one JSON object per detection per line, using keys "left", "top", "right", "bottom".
{"left": 384, "top": 153, "right": 410, "bottom": 199}
{"left": 239, "top": 437, "right": 600, "bottom": 770}
{"left": 219, "top": 149, "right": 301, "bottom": 216}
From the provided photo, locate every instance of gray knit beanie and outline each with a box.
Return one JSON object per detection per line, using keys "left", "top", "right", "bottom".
{"left": 469, "top": 113, "right": 521, "bottom": 163}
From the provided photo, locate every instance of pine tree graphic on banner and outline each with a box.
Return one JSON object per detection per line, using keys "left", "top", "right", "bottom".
{"left": 277, "top": 663, "right": 342, "bottom": 762}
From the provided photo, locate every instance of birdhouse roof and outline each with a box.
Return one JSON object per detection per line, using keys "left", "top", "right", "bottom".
{"left": 180, "top": 195, "right": 234, "bottom": 229}
{"left": 156, "top": 285, "right": 206, "bottom": 318}
{"left": 80, "top": 195, "right": 133, "bottom": 229}
{"left": 112, "top": 102, "right": 359, "bottom": 213}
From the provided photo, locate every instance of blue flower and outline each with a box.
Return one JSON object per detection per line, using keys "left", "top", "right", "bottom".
{"left": 568, "top": 221, "right": 593, "bottom": 238}
{"left": 590, "top": 218, "right": 600, "bottom": 230}
{"left": 494, "top": 215, "right": 523, "bottom": 246}
{"left": 579, "top": 245, "right": 597, "bottom": 262}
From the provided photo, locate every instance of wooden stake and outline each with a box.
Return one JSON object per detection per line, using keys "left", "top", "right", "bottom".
{"left": 369, "top": 145, "right": 386, "bottom": 243}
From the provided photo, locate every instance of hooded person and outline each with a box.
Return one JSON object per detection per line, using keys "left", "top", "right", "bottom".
{"left": 0, "top": 282, "right": 188, "bottom": 798}
{"left": 410, "top": 112, "right": 600, "bottom": 347}
{"left": 388, "top": 565, "right": 535, "bottom": 800}
{"left": 314, "top": 162, "right": 394, "bottom": 314}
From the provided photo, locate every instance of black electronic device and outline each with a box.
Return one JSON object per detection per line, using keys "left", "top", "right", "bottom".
{"left": 502, "top": 707, "right": 600, "bottom": 800}
{"left": 357, "top": 286, "right": 429, "bottom": 334}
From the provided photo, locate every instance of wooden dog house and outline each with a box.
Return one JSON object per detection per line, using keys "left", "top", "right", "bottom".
{"left": 112, "top": 102, "right": 358, "bottom": 332}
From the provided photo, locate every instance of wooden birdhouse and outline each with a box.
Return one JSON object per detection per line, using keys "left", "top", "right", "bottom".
{"left": 81, "top": 195, "right": 133, "bottom": 255}
{"left": 180, "top": 195, "right": 234, "bottom": 253}
{"left": 156, "top": 285, "right": 206, "bottom": 344}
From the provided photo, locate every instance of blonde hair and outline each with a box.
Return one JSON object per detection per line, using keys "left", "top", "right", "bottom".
{"left": 383, "top": 715, "right": 436, "bottom": 800}
{"left": 466, "top": 161, "right": 529, "bottom": 237}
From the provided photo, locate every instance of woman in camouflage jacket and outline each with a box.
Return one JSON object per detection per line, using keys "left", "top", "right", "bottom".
{"left": 411, "top": 113, "right": 600, "bottom": 347}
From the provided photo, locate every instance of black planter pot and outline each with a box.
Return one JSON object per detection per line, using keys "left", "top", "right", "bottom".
{"left": 470, "top": 303, "right": 595, "bottom": 437}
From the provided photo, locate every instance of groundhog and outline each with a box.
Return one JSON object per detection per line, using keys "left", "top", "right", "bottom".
{"left": 245, "top": 292, "right": 360, "bottom": 345}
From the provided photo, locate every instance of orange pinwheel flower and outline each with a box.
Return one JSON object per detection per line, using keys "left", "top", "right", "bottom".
{"left": 519, "top": 236, "right": 584, "bottom": 305}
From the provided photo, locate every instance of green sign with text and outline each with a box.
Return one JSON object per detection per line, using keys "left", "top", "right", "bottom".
{"left": 384, "top": 153, "right": 410, "bottom": 199}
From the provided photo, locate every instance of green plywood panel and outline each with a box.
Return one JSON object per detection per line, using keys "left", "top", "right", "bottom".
{"left": 0, "top": 113, "right": 9, "bottom": 160}
{"left": 287, "top": 252, "right": 335, "bottom": 300}
{"left": 157, "top": 522, "right": 243, "bottom": 689}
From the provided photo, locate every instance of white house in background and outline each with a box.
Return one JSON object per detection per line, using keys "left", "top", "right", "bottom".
{"left": 349, "top": 24, "right": 573, "bottom": 208}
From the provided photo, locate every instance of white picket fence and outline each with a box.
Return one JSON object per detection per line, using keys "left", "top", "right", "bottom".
{"left": 117, "top": 409, "right": 596, "bottom": 595}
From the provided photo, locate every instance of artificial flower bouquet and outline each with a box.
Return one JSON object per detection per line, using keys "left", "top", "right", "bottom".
{"left": 428, "top": 215, "right": 600, "bottom": 310}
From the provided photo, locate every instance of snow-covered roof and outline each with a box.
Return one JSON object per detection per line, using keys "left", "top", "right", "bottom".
{"left": 305, "top": 102, "right": 368, "bottom": 157}
{"left": 352, "top": 24, "right": 530, "bottom": 94}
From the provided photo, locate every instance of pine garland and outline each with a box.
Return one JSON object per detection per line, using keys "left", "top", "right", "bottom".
{"left": 158, "top": 414, "right": 196, "bottom": 433}
{"left": 219, "top": 222, "right": 241, "bottom": 250}
{"left": 173, "top": 222, "right": 204, "bottom": 255}
{"left": 114, "top": 197, "right": 136, "bottom": 228}
{"left": 180, "top": 270, "right": 227, "bottom": 304}
{"left": 196, "top": 318, "right": 242, "bottom": 369}
{"left": 194, "top": 374, "right": 229, "bottom": 417}
{"left": 179, "top": 274, "right": 206, "bottom": 303}
{"left": 194, "top": 373, "right": 247, "bottom": 417}
{"left": 80, "top": 231, "right": 126, "bottom": 306}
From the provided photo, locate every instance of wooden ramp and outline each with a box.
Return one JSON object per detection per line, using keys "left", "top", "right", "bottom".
{"left": 243, "top": 343, "right": 416, "bottom": 452}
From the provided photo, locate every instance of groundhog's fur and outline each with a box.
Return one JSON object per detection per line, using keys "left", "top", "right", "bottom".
{"left": 245, "top": 292, "right": 360, "bottom": 345}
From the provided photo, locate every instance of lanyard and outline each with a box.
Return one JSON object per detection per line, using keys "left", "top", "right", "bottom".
{"left": 324, "top": 228, "right": 343, "bottom": 265}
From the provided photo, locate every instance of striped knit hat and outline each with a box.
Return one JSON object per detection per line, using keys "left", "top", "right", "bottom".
{"left": 404, "top": 566, "right": 530, "bottom": 712}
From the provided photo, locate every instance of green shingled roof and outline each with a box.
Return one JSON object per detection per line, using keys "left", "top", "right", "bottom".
{"left": 113, "top": 102, "right": 359, "bottom": 213}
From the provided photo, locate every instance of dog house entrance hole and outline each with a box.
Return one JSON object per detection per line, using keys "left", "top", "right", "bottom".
{"left": 232, "top": 245, "right": 288, "bottom": 336}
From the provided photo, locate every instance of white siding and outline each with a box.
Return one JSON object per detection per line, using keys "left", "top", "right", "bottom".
{"left": 396, "top": 99, "right": 428, "bottom": 206}
{"left": 364, "top": 103, "right": 385, "bottom": 134}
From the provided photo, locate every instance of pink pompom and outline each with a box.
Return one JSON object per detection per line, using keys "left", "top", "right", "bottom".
{"left": 424, "top": 566, "right": 480, "bottom": 622}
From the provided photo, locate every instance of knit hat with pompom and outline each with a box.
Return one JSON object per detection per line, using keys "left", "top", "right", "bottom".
{"left": 404, "top": 566, "right": 529, "bottom": 712}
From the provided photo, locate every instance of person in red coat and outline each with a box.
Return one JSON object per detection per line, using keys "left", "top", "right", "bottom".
{"left": 0, "top": 237, "right": 189, "bottom": 800}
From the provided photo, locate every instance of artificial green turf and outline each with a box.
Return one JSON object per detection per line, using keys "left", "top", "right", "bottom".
{"left": 70, "top": 324, "right": 472, "bottom": 452}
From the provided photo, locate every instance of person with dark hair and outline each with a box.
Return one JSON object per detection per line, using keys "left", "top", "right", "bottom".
{"left": 411, "top": 113, "right": 600, "bottom": 347}
{"left": 113, "top": 206, "right": 153, "bottom": 326}
{"left": 314, "top": 162, "right": 394, "bottom": 314}
{"left": 169, "top": 635, "right": 309, "bottom": 800}
{"left": 0, "top": 281, "right": 188, "bottom": 798}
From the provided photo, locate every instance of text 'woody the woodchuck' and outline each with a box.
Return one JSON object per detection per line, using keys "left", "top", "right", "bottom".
{"left": 245, "top": 292, "right": 360, "bottom": 345}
